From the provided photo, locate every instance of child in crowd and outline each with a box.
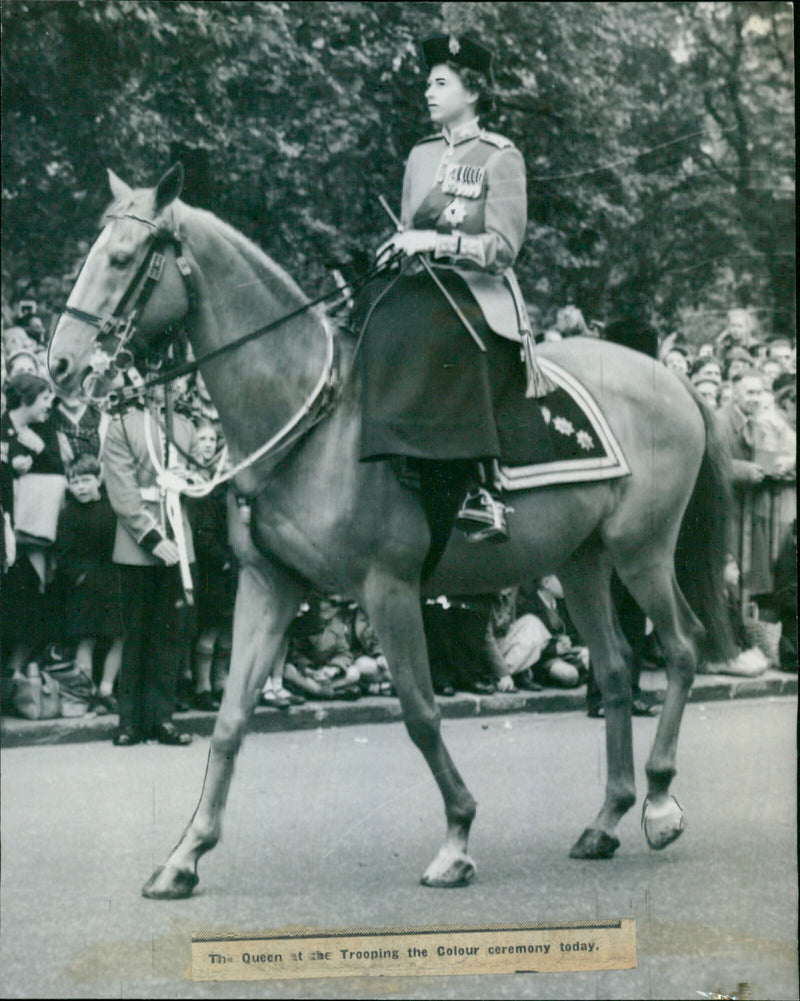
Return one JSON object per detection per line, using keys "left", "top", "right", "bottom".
{"left": 278, "top": 595, "right": 364, "bottom": 704}
{"left": 185, "top": 419, "right": 235, "bottom": 710}
{"left": 55, "top": 454, "right": 123, "bottom": 713}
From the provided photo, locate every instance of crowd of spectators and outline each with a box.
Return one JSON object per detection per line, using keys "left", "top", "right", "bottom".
{"left": 1, "top": 299, "right": 796, "bottom": 730}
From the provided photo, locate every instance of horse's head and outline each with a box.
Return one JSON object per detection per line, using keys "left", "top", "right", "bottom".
{"left": 48, "top": 163, "right": 193, "bottom": 405}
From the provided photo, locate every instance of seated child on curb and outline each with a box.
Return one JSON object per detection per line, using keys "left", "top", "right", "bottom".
{"left": 55, "top": 454, "right": 123, "bottom": 714}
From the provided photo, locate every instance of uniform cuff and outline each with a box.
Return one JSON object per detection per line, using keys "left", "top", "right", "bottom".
{"left": 139, "top": 528, "right": 165, "bottom": 554}
{"left": 434, "top": 234, "right": 460, "bottom": 258}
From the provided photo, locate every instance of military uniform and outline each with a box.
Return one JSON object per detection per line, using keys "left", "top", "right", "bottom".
{"left": 359, "top": 118, "right": 528, "bottom": 462}
{"left": 102, "top": 405, "right": 197, "bottom": 741}
{"left": 400, "top": 117, "right": 527, "bottom": 341}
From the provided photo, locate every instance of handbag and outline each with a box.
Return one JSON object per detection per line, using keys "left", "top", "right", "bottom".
{"left": 742, "top": 602, "right": 782, "bottom": 666}
{"left": 10, "top": 667, "right": 62, "bottom": 720}
{"left": 13, "top": 472, "right": 67, "bottom": 544}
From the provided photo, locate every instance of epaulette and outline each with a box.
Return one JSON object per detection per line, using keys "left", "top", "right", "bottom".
{"left": 479, "top": 131, "right": 514, "bottom": 149}
{"left": 414, "top": 132, "right": 444, "bottom": 147}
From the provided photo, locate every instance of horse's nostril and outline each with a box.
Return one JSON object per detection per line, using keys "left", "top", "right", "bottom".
{"left": 52, "top": 356, "right": 71, "bottom": 381}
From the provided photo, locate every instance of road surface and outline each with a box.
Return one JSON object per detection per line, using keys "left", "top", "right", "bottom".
{"left": 1, "top": 697, "right": 796, "bottom": 999}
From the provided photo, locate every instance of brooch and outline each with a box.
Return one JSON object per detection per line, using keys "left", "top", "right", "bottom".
{"left": 442, "top": 199, "right": 468, "bottom": 226}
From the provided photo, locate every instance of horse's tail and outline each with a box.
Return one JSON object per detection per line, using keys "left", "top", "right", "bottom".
{"left": 674, "top": 395, "right": 737, "bottom": 662}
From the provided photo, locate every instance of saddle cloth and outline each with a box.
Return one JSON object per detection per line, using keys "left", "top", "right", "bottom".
{"left": 493, "top": 355, "right": 631, "bottom": 491}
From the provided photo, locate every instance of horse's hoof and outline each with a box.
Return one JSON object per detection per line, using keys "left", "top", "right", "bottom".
{"left": 141, "top": 865, "right": 199, "bottom": 900}
{"left": 642, "top": 795, "right": 685, "bottom": 850}
{"left": 569, "top": 827, "right": 620, "bottom": 859}
{"left": 420, "top": 851, "right": 476, "bottom": 888}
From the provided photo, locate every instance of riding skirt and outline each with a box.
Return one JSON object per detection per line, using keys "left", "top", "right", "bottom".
{"left": 357, "top": 267, "right": 500, "bottom": 462}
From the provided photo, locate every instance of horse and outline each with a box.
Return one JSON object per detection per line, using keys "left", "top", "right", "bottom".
{"left": 48, "top": 164, "right": 731, "bottom": 899}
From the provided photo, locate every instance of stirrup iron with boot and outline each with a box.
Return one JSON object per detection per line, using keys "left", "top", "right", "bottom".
{"left": 455, "top": 460, "right": 511, "bottom": 544}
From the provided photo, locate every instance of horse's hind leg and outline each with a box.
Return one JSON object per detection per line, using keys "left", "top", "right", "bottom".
{"left": 361, "top": 571, "right": 477, "bottom": 887}
{"left": 142, "top": 556, "right": 303, "bottom": 899}
{"left": 613, "top": 560, "right": 701, "bottom": 851}
{"left": 559, "top": 546, "right": 637, "bottom": 860}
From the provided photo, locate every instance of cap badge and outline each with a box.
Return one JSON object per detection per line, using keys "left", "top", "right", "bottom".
{"left": 448, "top": 35, "right": 461, "bottom": 55}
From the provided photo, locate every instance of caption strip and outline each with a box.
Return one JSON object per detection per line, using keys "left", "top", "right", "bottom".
{"left": 192, "top": 919, "right": 636, "bottom": 980}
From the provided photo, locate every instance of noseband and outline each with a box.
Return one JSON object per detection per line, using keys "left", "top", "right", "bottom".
{"left": 63, "top": 214, "right": 194, "bottom": 405}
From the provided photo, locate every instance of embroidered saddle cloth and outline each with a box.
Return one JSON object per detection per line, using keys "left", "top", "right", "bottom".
{"left": 487, "top": 340, "right": 630, "bottom": 491}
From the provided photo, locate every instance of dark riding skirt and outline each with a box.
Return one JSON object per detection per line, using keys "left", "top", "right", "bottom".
{"left": 357, "top": 268, "right": 500, "bottom": 462}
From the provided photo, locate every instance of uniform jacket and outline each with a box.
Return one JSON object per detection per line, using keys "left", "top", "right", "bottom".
{"left": 102, "top": 405, "right": 197, "bottom": 566}
{"left": 400, "top": 118, "right": 527, "bottom": 341}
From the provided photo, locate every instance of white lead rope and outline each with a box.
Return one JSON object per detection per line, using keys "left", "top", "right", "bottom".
{"left": 142, "top": 308, "right": 337, "bottom": 590}
{"left": 143, "top": 412, "right": 195, "bottom": 604}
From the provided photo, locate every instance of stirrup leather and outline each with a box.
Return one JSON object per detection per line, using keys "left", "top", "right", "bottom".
{"left": 455, "top": 486, "right": 510, "bottom": 543}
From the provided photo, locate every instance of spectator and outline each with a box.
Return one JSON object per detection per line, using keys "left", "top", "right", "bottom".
{"left": 717, "top": 368, "right": 774, "bottom": 598}
{"left": 766, "top": 336, "right": 795, "bottom": 374}
{"left": 2, "top": 325, "right": 37, "bottom": 358}
{"left": 517, "top": 576, "right": 590, "bottom": 689}
{"left": 6, "top": 349, "right": 41, "bottom": 378}
{"left": 773, "top": 373, "right": 796, "bottom": 429}
{"left": 692, "top": 377, "right": 719, "bottom": 410}
{"left": 716, "top": 307, "right": 758, "bottom": 357}
{"left": 484, "top": 587, "right": 548, "bottom": 692}
{"left": 718, "top": 381, "right": 734, "bottom": 409}
{"left": 102, "top": 397, "right": 198, "bottom": 746}
{"left": 759, "top": 358, "right": 783, "bottom": 389}
{"left": 349, "top": 603, "right": 393, "bottom": 696}
{"left": 690, "top": 356, "right": 723, "bottom": 385}
{"left": 1, "top": 374, "right": 63, "bottom": 678}
{"left": 277, "top": 595, "right": 362, "bottom": 705}
{"left": 185, "top": 420, "right": 235, "bottom": 711}
{"left": 556, "top": 305, "right": 590, "bottom": 338}
{"left": 55, "top": 454, "right": 123, "bottom": 714}
{"left": 724, "top": 346, "right": 754, "bottom": 383}
{"left": 663, "top": 346, "right": 690, "bottom": 377}
{"left": 421, "top": 595, "right": 500, "bottom": 696}
{"left": 703, "top": 556, "right": 769, "bottom": 677}
{"left": 52, "top": 390, "right": 106, "bottom": 465}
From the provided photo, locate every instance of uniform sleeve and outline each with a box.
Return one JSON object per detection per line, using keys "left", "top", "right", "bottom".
{"left": 101, "top": 417, "right": 165, "bottom": 552}
{"left": 399, "top": 148, "right": 419, "bottom": 230}
{"left": 434, "top": 146, "right": 527, "bottom": 273}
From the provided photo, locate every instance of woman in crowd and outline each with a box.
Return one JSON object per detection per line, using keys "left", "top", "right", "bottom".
{"left": 1, "top": 373, "right": 63, "bottom": 676}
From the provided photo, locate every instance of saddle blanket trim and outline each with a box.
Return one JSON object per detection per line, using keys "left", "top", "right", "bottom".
{"left": 498, "top": 358, "right": 631, "bottom": 491}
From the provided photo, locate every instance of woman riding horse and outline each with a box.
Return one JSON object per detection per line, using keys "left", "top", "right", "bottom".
{"left": 360, "top": 34, "right": 532, "bottom": 544}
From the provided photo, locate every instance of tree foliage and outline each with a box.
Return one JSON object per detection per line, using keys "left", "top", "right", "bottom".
{"left": 1, "top": 1, "right": 794, "bottom": 339}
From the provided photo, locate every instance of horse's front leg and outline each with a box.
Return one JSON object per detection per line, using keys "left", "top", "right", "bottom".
{"left": 362, "top": 571, "right": 477, "bottom": 887}
{"left": 142, "top": 557, "right": 303, "bottom": 899}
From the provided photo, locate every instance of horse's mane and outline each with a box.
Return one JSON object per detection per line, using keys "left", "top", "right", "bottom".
{"left": 170, "top": 200, "right": 316, "bottom": 314}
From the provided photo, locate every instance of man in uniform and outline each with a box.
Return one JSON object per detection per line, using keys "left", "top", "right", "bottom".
{"left": 103, "top": 394, "right": 198, "bottom": 745}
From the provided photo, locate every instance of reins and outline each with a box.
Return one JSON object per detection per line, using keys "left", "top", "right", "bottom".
{"left": 114, "top": 253, "right": 400, "bottom": 404}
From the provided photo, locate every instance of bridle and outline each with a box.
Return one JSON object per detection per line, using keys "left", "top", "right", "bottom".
{"left": 61, "top": 213, "right": 195, "bottom": 405}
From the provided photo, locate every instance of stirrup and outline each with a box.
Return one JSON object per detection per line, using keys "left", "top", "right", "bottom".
{"left": 455, "top": 486, "right": 510, "bottom": 544}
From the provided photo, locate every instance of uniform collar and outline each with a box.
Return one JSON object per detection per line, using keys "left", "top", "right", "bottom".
{"left": 442, "top": 118, "right": 481, "bottom": 146}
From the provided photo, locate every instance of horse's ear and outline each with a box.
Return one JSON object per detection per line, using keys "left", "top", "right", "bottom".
{"left": 107, "top": 169, "right": 132, "bottom": 202}
{"left": 154, "top": 162, "right": 184, "bottom": 212}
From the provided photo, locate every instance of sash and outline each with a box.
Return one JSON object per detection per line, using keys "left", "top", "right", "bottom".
{"left": 412, "top": 141, "right": 497, "bottom": 231}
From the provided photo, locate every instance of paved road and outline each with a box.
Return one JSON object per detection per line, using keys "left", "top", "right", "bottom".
{"left": 1, "top": 698, "right": 796, "bottom": 999}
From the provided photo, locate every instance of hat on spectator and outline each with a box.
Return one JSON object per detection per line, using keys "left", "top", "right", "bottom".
{"left": 725, "top": 346, "right": 753, "bottom": 364}
{"left": 421, "top": 34, "right": 494, "bottom": 79}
